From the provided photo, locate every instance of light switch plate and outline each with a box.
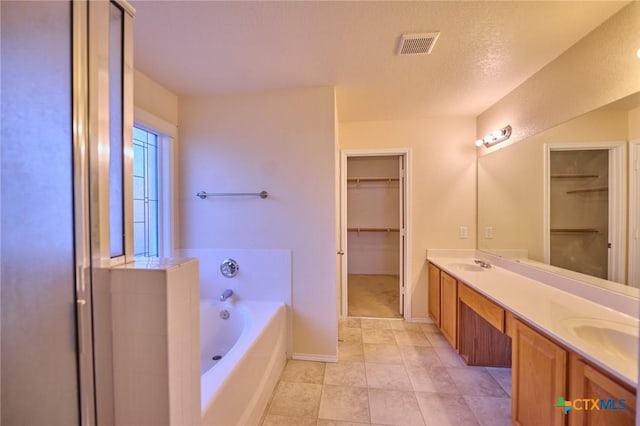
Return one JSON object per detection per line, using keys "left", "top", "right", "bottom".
{"left": 459, "top": 226, "right": 469, "bottom": 239}
{"left": 484, "top": 226, "right": 494, "bottom": 239}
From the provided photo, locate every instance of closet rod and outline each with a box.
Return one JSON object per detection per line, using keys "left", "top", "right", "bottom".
{"left": 347, "top": 177, "right": 400, "bottom": 183}
{"left": 196, "top": 190, "right": 268, "bottom": 200}
{"left": 550, "top": 228, "right": 599, "bottom": 233}
{"left": 347, "top": 227, "right": 400, "bottom": 233}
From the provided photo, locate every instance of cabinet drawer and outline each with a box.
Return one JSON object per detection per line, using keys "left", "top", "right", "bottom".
{"left": 458, "top": 283, "right": 504, "bottom": 332}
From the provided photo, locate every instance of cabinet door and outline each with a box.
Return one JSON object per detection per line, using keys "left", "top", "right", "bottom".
{"left": 439, "top": 272, "right": 457, "bottom": 348}
{"left": 428, "top": 263, "right": 441, "bottom": 327}
{"left": 512, "top": 318, "right": 567, "bottom": 426}
{"left": 569, "top": 354, "right": 636, "bottom": 426}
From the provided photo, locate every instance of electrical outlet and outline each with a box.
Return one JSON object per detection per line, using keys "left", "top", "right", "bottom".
{"left": 484, "top": 226, "right": 494, "bottom": 239}
{"left": 459, "top": 226, "right": 469, "bottom": 239}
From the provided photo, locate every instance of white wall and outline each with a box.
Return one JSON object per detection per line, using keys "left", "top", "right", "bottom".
{"left": 339, "top": 117, "right": 477, "bottom": 319}
{"left": 477, "top": 1, "right": 640, "bottom": 147}
{"left": 179, "top": 87, "right": 338, "bottom": 358}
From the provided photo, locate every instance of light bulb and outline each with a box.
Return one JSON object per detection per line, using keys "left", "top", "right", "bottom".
{"left": 475, "top": 139, "right": 484, "bottom": 147}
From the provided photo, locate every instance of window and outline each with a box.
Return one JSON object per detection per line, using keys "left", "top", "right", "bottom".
{"left": 133, "top": 126, "right": 159, "bottom": 257}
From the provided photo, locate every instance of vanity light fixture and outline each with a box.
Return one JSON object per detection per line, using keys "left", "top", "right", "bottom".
{"left": 475, "top": 125, "right": 512, "bottom": 148}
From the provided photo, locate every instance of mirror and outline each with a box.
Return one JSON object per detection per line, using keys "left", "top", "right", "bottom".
{"left": 477, "top": 92, "right": 640, "bottom": 297}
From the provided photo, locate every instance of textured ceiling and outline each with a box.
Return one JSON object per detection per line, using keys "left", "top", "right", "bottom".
{"left": 132, "top": 1, "right": 629, "bottom": 122}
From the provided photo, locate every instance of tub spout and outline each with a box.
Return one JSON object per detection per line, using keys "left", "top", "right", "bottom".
{"left": 220, "top": 289, "right": 234, "bottom": 302}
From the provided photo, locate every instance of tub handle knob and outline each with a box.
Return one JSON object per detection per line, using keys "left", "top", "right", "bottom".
{"left": 220, "top": 258, "right": 240, "bottom": 278}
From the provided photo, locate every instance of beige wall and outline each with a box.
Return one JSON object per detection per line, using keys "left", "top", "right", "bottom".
{"left": 134, "top": 69, "right": 179, "bottom": 126}
{"left": 477, "top": 1, "right": 640, "bottom": 146}
{"left": 339, "top": 117, "right": 476, "bottom": 319}
{"left": 179, "top": 87, "right": 338, "bottom": 358}
{"left": 478, "top": 110, "right": 629, "bottom": 261}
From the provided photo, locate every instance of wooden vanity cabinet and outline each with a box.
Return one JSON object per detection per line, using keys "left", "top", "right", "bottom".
{"left": 458, "top": 283, "right": 511, "bottom": 366}
{"left": 428, "top": 262, "right": 441, "bottom": 326}
{"left": 440, "top": 271, "right": 458, "bottom": 348}
{"left": 569, "top": 353, "right": 636, "bottom": 426}
{"left": 510, "top": 315, "right": 567, "bottom": 426}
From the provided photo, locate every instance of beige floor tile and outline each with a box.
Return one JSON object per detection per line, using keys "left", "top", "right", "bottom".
{"left": 338, "top": 341, "right": 364, "bottom": 362}
{"left": 464, "top": 396, "right": 511, "bottom": 426}
{"left": 433, "top": 346, "right": 466, "bottom": 367}
{"left": 340, "top": 318, "right": 362, "bottom": 328}
{"left": 393, "top": 330, "right": 431, "bottom": 346}
{"left": 317, "top": 420, "right": 371, "bottom": 426}
{"left": 362, "top": 328, "right": 396, "bottom": 344}
{"left": 420, "top": 323, "right": 440, "bottom": 334}
{"left": 261, "top": 414, "right": 317, "bottom": 426}
{"left": 368, "top": 388, "right": 425, "bottom": 426}
{"left": 424, "top": 332, "right": 451, "bottom": 348}
{"left": 365, "top": 362, "right": 413, "bottom": 390}
{"left": 339, "top": 326, "right": 363, "bottom": 343}
{"left": 324, "top": 361, "right": 367, "bottom": 387}
{"left": 391, "top": 321, "right": 425, "bottom": 332}
{"left": 318, "top": 385, "right": 370, "bottom": 423}
{"left": 280, "top": 360, "right": 326, "bottom": 384}
{"left": 360, "top": 318, "right": 392, "bottom": 329}
{"left": 485, "top": 367, "right": 512, "bottom": 396}
{"left": 398, "top": 345, "right": 441, "bottom": 367}
{"left": 363, "top": 343, "right": 403, "bottom": 364}
{"left": 414, "top": 392, "right": 479, "bottom": 426}
{"left": 405, "top": 364, "right": 460, "bottom": 394}
{"left": 268, "top": 381, "right": 323, "bottom": 418}
{"left": 446, "top": 367, "right": 508, "bottom": 397}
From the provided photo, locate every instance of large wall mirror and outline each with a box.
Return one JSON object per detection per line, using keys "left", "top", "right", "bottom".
{"left": 477, "top": 92, "right": 640, "bottom": 298}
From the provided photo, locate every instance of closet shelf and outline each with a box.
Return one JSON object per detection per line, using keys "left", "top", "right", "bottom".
{"left": 550, "top": 174, "right": 599, "bottom": 179}
{"left": 565, "top": 187, "right": 608, "bottom": 194}
{"left": 347, "top": 177, "right": 399, "bottom": 183}
{"left": 550, "top": 228, "right": 599, "bottom": 233}
{"left": 347, "top": 227, "right": 400, "bottom": 233}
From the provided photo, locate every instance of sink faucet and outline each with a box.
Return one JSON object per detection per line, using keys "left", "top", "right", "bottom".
{"left": 474, "top": 259, "right": 491, "bottom": 269}
{"left": 220, "top": 289, "right": 234, "bottom": 301}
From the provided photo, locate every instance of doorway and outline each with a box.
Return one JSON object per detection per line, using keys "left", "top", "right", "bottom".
{"left": 340, "top": 152, "right": 408, "bottom": 319}
{"left": 544, "top": 143, "right": 626, "bottom": 282}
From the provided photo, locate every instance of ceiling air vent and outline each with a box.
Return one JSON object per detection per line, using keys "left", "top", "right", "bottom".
{"left": 396, "top": 32, "right": 440, "bottom": 56}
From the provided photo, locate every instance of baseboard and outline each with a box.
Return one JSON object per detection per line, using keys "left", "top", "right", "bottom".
{"left": 292, "top": 352, "right": 338, "bottom": 363}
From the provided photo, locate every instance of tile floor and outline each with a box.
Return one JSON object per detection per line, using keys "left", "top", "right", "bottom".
{"left": 260, "top": 318, "right": 512, "bottom": 426}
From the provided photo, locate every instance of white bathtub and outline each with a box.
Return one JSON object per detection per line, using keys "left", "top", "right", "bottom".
{"left": 200, "top": 300, "right": 287, "bottom": 426}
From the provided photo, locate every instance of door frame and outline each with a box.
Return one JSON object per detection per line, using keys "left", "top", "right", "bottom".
{"left": 629, "top": 139, "right": 640, "bottom": 287}
{"left": 543, "top": 141, "right": 627, "bottom": 283}
{"left": 339, "top": 149, "right": 412, "bottom": 319}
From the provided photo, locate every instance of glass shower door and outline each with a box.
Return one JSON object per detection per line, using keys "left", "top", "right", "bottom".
{"left": 1, "top": 1, "right": 81, "bottom": 424}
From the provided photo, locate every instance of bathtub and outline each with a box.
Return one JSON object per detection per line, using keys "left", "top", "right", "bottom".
{"left": 200, "top": 299, "right": 287, "bottom": 426}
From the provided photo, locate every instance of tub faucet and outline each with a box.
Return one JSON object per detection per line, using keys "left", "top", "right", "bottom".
{"left": 220, "top": 289, "right": 234, "bottom": 302}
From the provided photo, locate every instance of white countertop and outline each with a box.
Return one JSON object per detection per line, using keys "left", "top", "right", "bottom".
{"left": 428, "top": 255, "right": 639, "bottom": 389}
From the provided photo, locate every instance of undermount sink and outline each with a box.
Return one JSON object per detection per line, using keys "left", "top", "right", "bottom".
{"left": 447, "top": 262, "right": 485, "bottom": 272}
{"left": 563, "top": 318, "right": 639, "bottom": 363}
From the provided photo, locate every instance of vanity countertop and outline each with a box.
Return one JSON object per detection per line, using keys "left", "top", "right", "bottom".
{"left": 428, "top": 255, "right": 639, "bottom": 389}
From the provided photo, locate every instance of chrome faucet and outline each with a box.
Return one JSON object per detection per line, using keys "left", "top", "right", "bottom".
{"left": 474, "top": 259, "right": 491, "bottom": 269}
{"left": 220, "top": 289, "right": 234, "bottom": 302}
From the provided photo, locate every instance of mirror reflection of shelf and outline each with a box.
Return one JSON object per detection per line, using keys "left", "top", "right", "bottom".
{"left": 347, "top": 177, "right": 399, "bottom": 184}
{"left": 550, "top": 174, "right": 599, "bottom": 179}
{"left": 347, "top": 227, "right": 400, "bottom": 233}
{"left": 565, "top": 187, "right": 608, "bottom": 194}
{"left": 550, "top": 228, "right": 599, "bottom": 233}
